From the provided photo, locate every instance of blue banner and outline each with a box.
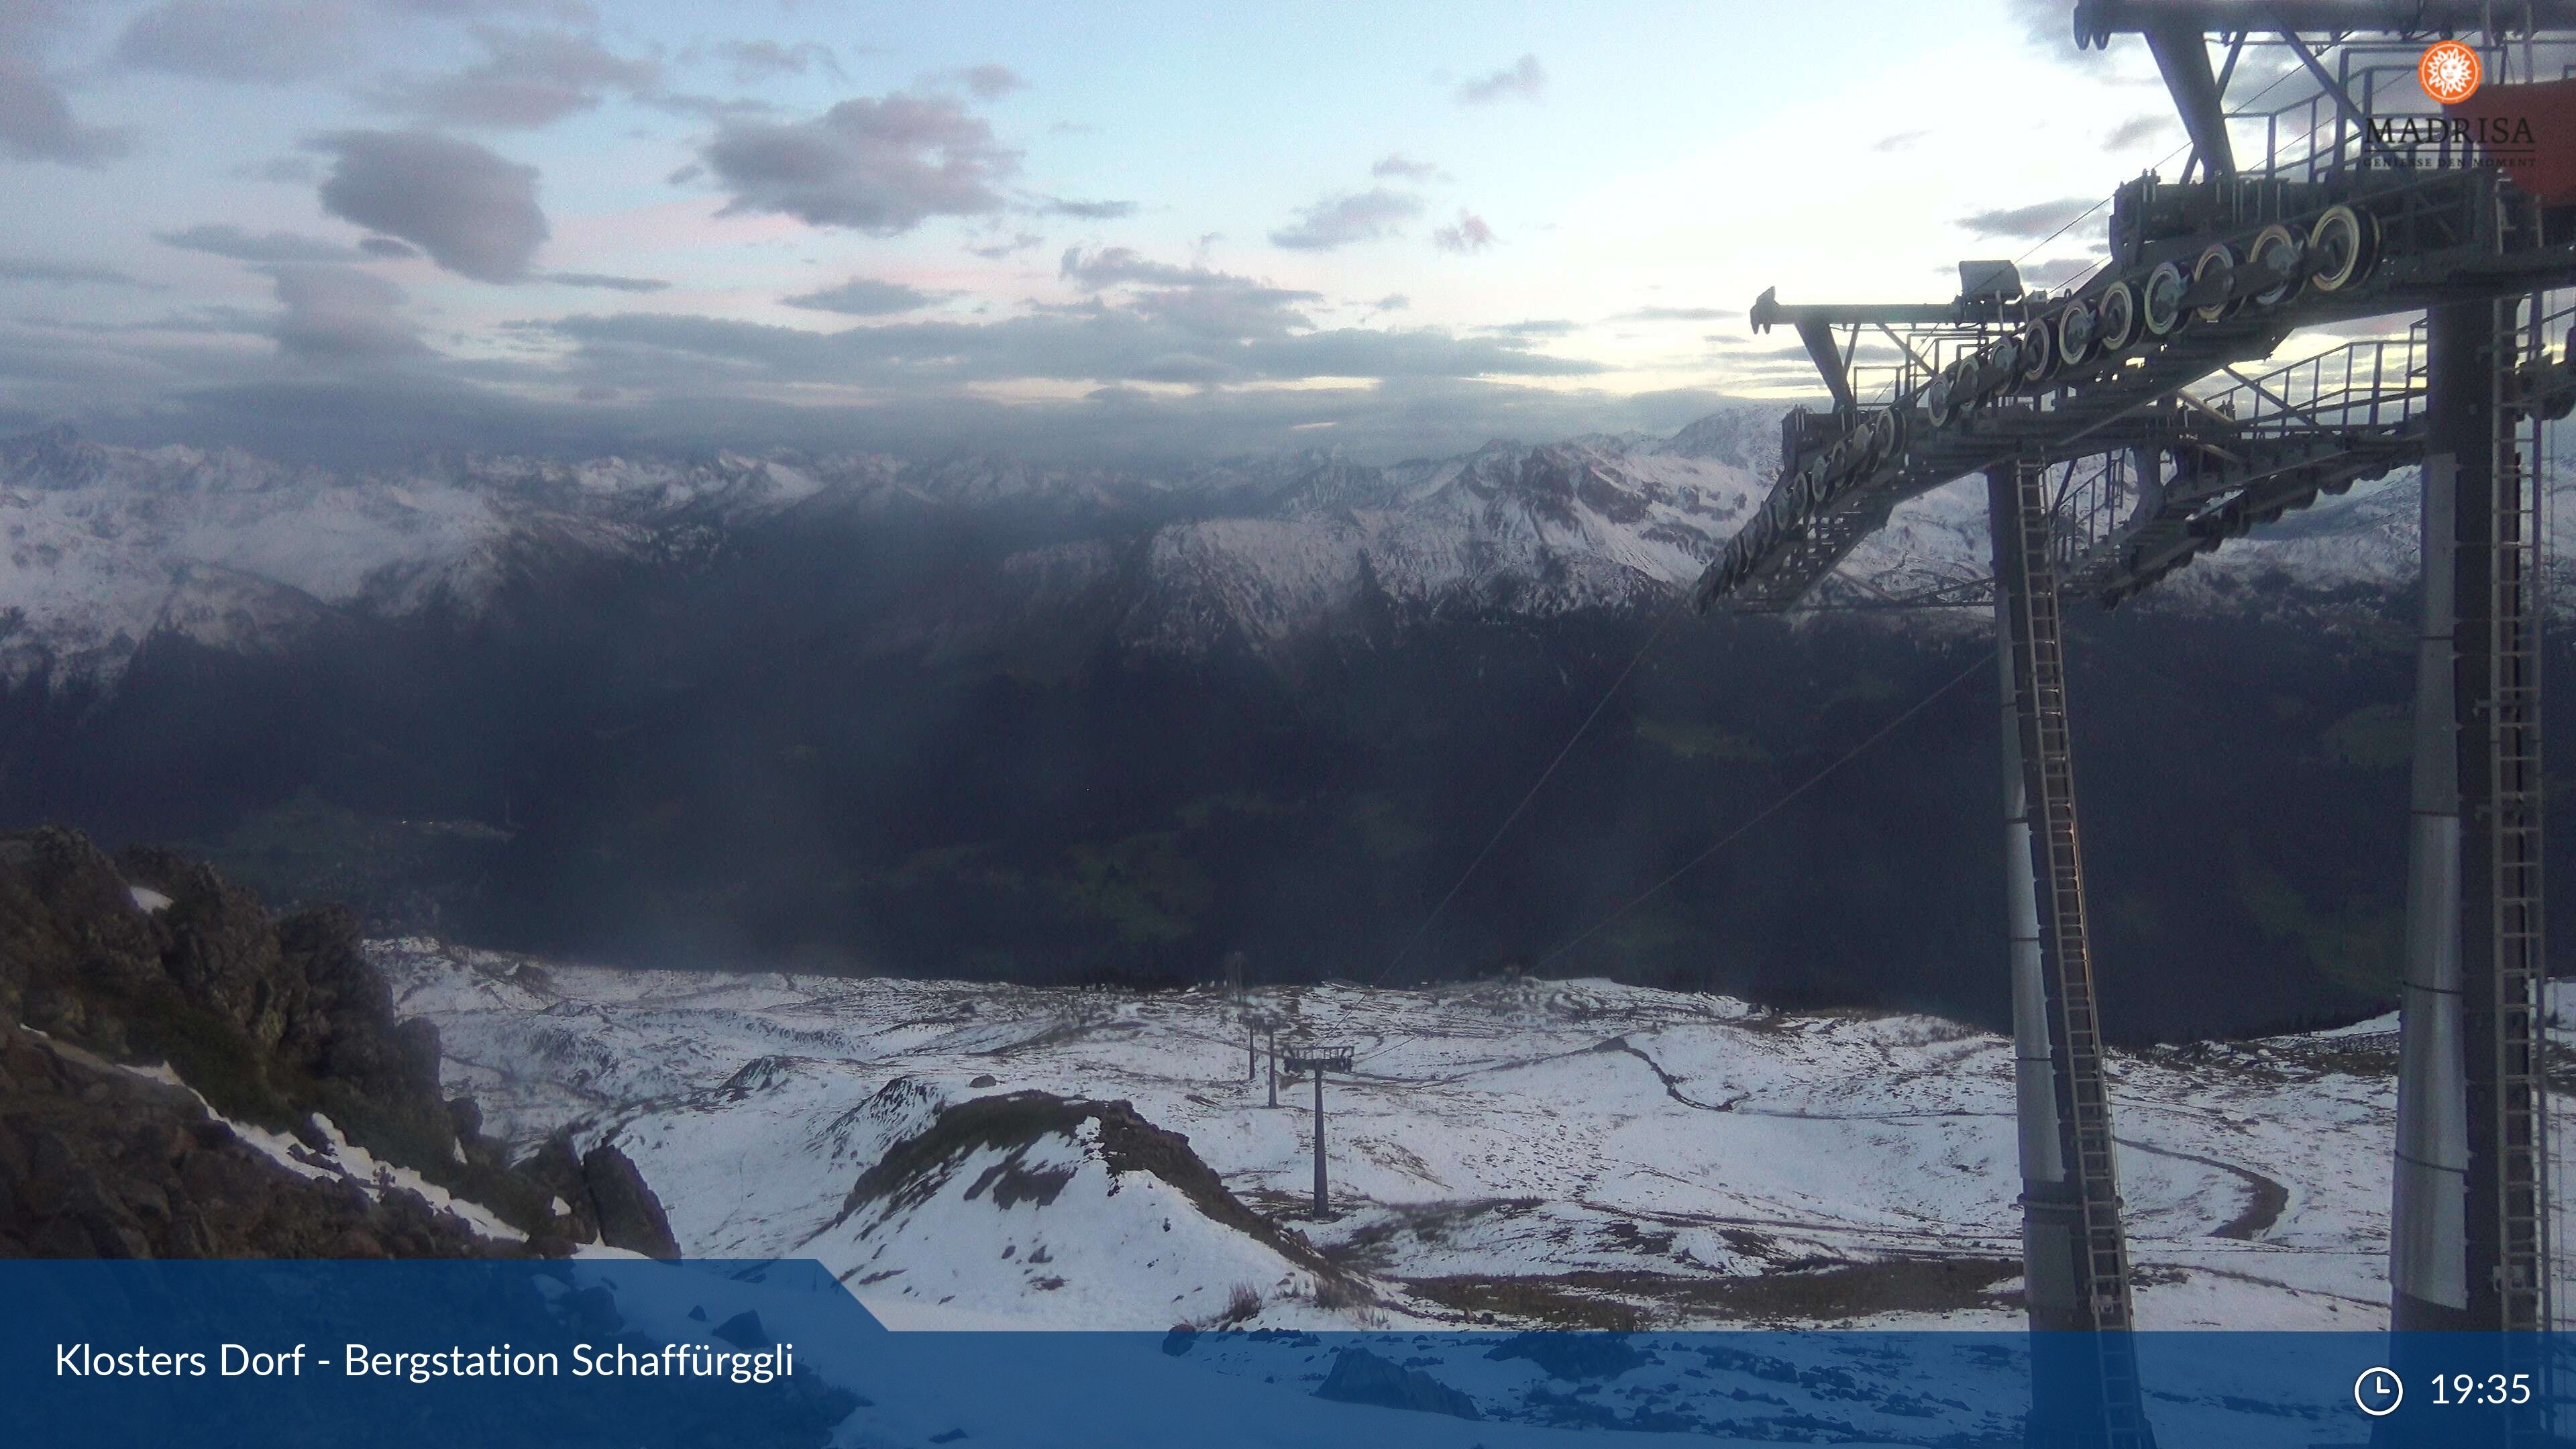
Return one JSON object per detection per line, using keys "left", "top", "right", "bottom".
{"left": 3, "top": 1258, "right": 2564, "bottom": 1446}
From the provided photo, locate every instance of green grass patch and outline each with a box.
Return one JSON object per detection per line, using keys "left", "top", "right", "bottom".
{"left": 1633, "top": 716, "right": 1772, "bottom": 765}
{"left": 2321, "top": 704, "right": 2412, "bottom": 771}
{"left": 1051, "top": 832, "right": 1214, "bottom": 945}
{"left": 1173, "top": 793, "right": 1295, "bottom": 830}
{"left": 2233, "top": 836, "right": 2402, "bottom": 999}
{"left": 1343, "top": 794, "right": 1430, "bottom": 860}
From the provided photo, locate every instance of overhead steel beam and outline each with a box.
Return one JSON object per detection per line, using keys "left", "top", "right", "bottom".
{"left": 1750, "top": 287, "right": 1959, "bottom": 331}
{"left": 2076, "top": 0, "right": 2576, "bottom": 46}
{"left": 2280, "top": 31, "right": 2416, "bottom": 172}
{"left": 2145, "top": 19, "right": 2237, "bottom": 180}
{"left": 1794, "top": 319, "right": 1858, "bottom": 413}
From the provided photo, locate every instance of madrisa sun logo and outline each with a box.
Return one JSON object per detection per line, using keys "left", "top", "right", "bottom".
{"left": 2420, "top": 40, "right": 2483, "bottom": 104}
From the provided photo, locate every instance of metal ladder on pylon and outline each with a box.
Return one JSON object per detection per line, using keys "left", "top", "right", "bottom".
{"left": 2490, "top": 294, "right": 2553, "bottom": 1441}
{"left": 2003, "top": 459, "right": 2151, "bottom": 1449}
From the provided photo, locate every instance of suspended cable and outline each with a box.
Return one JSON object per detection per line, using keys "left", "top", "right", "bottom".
{"left": 1532, "top": 654, "right": 1989, "bottom": 973}
{"left": 1362, "top": 586, "right": 1696, "bottom": 985}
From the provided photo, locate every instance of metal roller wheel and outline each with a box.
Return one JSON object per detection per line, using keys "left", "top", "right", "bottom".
{"left": 2191, "top": 244, "right": 2238, "bottom": 324}
{"left": 2020, "top": 317, "right": 2055, "bottom": 384}
{"left": 2057, "top": 299, "right": 2096, "bottom": 369}
{"left": 1925, "top": 366, "right": 1959, "bottom": 427}
{"left": 2094, "top": 281, "right": 2137, "bottom": 352}
{"left": 2141, "top": 261, "right": 2188, "bottom": 337}
{"left": 2247, "top": 224, "right": 2303, "bottom": 308}
{"left": 2308, "top": 205, "right": 2377, "bottom": 293}
{"left": 1988, "top": 335, "right": 2021, "bottom": 383}
{"left": 1865, "top": 408, "right": 1899, "bottom": 466}
{"left": 1807, "top": 455, "right": 1839, "bottom": 505}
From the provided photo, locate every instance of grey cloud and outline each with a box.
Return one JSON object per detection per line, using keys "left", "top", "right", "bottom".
{"left": 1959, "top": 195, "right": 2099, "bottom": 239}
{"left": 1127, "top": 286, "right": 1313, "bottom": 343}
{"left": 1, "top": 3, "right": 131, "bottom": 166}
{"left": 2103, "top": 113, "right": 2167, "bottom": 149}
{"left": 543, "top": 308, "right": 1603, "bottom": 390}
{"left": 373, "top": 26, "right": 661, "bottom": 129}
{"left": 2023, "top": 254, "right": 2106, "bottom": 288}
{"left": 1431, "top": 211, "right": 1496, "bottom": 254}
{"left": 1371, "top": 153, "right": 1446, "bottom": 180}
{"left": 2010, "top": 0, "right": 2080, "bottom": 51}
{"left": 541, "top": 270, "right": 669, "bottom": 292}
{"left": 1060, "top": 246, "right": 1320, "bottom": 341}
{"left": 115, "top": 1, "right": 358, "bottom": 85}
{"left": 313, "top": 130, "right": 549, "bottom": 282}
{"left": 266, "top": 262, "right": 426, "bottom": 360}
{"left": 246, "top": 154, "right": 319, "bottom": 182}
{"left": 700, "top": 94, "right": 1020, "bottom": 234}
{"left": 1269, "top": 188, "right": 1421, "bottom": 250}
{"left": 157, "top": 223, "right": 364, "bottom": 263}
{"left": 1042, "top": 197, "right": 1137, "bottom": 219}
{"left": 1061, "top": 246, "right": 1214, "bottom": 290}
{"left": 83, "top": 368, "right": 1737, "bottom": 474}
{"left": 1873, "top": 129, "right": 1927, "bottom": 152}
{"left": 966, "top": 231, "right": 1043, "bottom": 259}
{"left": 0, "top": 257, "right": 154, "bottom": 287}
{"left": 1481, "top": 319, "right": 1574, "bottom": 335}
{"left": 2307, "top": 310, "right": 2425, "bottom": 339}
{"left": 360, "top": 236, "right": 420, "bottom": 257}
{"left": 646, "top": 91, "right": 779, "bottom": 123}
{"left": 958, "top": 64, "right": 1026, "bottom": 99}
{"left": 1619, "top": 306, "right": 1736, "bottom": 321}
{"left": 717, "top": 40, "right": 843, "bottom": 85}
{"left": 1454, "top": 54, "right": 1544, "bottom": 105}
{"left": 1, "top": 64, "right": 129, "bottom": 165}
{"left": 782, "top": 277, "right": 944, "bottom": 315}
{"left": 1370, "top": 294, "right": 1409, "bottom": 311}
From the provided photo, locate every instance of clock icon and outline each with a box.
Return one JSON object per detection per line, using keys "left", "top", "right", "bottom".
{"left": 2356, "top": 1366, "right": 2405, "bottom": 1417}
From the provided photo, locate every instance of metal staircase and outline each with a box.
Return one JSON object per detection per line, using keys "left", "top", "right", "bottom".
{"left": 2000, "top": 459, "right": 2151, "bottom": 1449}
{"left": 2485, "top": 297, "right": 2553, "bottom": 1442}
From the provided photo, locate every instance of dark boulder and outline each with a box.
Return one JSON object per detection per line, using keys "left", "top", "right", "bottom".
{"left": 1314, "top": 1347, "right": 1481, "bottom": 1420}
{"left": 582, "top": 1144, "right": 682, "bottom": 1259}
{"left": 1483, "top": 1331, "right": 1650, "bottom": 1381}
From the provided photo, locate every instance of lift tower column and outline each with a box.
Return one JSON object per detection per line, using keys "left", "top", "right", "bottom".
{"left": 2393, "top": 295, "right": 2552, "bottom": 1343}
{"left": 1990, "top": 460, "right": 2152, "bottom": 1449}
{"left": 1281, "top": 1045, "right": 1353, "bottom": 1220}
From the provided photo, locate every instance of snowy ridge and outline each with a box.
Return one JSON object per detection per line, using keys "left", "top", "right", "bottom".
{"left": 373, "top": 938, "right": 2571, "bottom": 1338}
{"left": 8, "top": 409, "right": 2551, "bottom": 690}
{"left": 22, "top": 1024, "right": 537, "bottom": 1248}
{"left": 0, "top": 425, "right": 885, "bottom": 684}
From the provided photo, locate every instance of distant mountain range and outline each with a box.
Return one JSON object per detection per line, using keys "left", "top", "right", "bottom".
{"left": 0, "top": 411, "right": 2542, "bottom": 1042}
{"left": 0, "top": 407, "right": 2453, "bottom": 692}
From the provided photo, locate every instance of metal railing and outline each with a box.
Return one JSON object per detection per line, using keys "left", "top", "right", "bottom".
{"left": 2194, "top": 319, "right": 2432, "bottom": 436}
{"left": 2231, "top": 42, "right": 2576, "bottom": 183}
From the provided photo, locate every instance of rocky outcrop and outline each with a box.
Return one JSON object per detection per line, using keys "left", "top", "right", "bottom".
{"left": 580, "top": 1144, "right": 682, "bottom": 1259}
{"left": 1315, "top": 1347, "right": 1483, "bottom": 1419}
{"left": 0, "top": 1024, "right": 502, "bottom": 1257}
{"left": 832, "top": 1089, "right": 1355, "bottom": 1285}
{"left": 0, "top": 826, "right": 561, "bottom": 1256}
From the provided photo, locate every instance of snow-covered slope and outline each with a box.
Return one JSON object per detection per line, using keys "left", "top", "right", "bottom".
{"left": 1099, "top": 436, "right": 1770, "bottom": 653}
{"left": 7, "top": 406, "right": 2540, "bottom": 690}
{"left": 0, "top": 425, "right": 881, "bottom": 684}
{"left": 374, "top": 940, "right": 2536, "bottom": 1337}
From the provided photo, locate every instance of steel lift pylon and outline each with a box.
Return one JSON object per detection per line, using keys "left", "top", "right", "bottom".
{"left": 1686, "top": 5, "right": 2576, "bottom": 1442}
{"left": 1992, "top": 457, "right": 2151, "bottom": 1448}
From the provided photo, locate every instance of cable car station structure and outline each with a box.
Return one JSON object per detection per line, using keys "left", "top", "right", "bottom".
{"left": 1690, "top": 4, "right": 2576, "bottom": 1442}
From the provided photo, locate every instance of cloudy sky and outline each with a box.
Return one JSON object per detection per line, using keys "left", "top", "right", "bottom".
{"left": 3, "top": 1, "right": 2246, "bottom": 463}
